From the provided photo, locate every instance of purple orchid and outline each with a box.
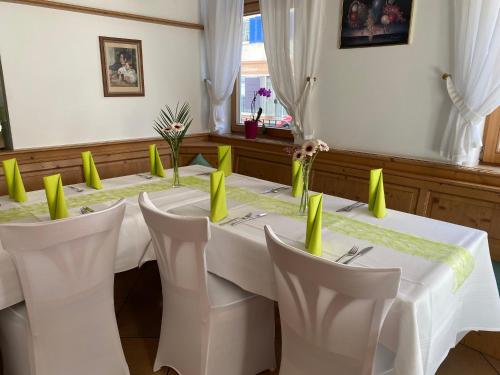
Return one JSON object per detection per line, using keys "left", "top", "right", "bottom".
{"left": 257, "top": 87, "right": 272, "bottom": 98}
{"left": 250, "top": 87, "right": 272, "bottom": 123}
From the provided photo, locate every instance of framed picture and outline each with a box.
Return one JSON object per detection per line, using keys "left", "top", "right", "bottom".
{"left": 339, "top": 0, "right": 414, "bottom": 49}
{"left": 99, "top": 36, "right": 145, "bottom": 96}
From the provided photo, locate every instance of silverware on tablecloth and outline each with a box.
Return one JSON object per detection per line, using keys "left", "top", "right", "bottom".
{"left": 343, "top": 246, "right": 374, "bottom": 264}
{"left": 336, "top": 201, "right": 366, "bottom": 213}
{"left": 136, "top": 173, "right": 153, "bottom": 180}
{"left": 335, "top": 245, "right": 359, "bottom": 263}
{"left": 231, "top": 213, "right": 268, "bottom": 226}
{"left": 68, "top": 185, "right": 84, "bottom": 193}
{"left": 80, "top": 206, "right": 95, "bottom": 214}
{"left": 262, "top": 186, "right": 289, "bottom": 194}
{"left": 219, "top": 212, "right": 253, "bottom": 226}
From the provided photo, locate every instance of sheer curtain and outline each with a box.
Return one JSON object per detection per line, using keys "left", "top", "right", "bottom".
{"left": 201, "top": 0, "right": 244, "bottom": 133}
{"left": 440, "top": 0, "right": 500, "bottom": 166}
{"left": 260, "top": 0, "right": 325, "bottom": 143}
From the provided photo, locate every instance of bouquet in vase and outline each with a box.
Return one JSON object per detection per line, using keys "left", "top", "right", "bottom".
{"left": 153, "top": 102, "right": 193, "bottom": 186}
{"left": 291, "top": 139, "right": 330, "bottom": 214}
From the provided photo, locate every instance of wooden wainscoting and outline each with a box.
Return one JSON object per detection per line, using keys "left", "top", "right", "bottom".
{"left": 210, "top": 134, "right": 500, "bottom": 262}
{"left": 0, "top": 133, "right": 217, "bottom": 195}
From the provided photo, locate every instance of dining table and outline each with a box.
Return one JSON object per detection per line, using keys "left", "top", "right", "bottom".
{"left": 0, "top": 164, "right": 499, "bottom": 375}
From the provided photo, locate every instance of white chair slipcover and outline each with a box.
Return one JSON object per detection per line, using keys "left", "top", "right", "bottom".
{"left": 264, "top": 225, "right": 402, "bottom": 375}
{"left": 0, "top": 199, "right": 129, "bottom": 375}
{"left": 138, "top": 192, "right": 276, "bottom": 375}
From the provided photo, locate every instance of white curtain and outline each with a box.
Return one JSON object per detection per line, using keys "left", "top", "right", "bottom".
{"left": 201, "top": 0, "right": 244, "bottom": 133}
{"left": 260, "top": 0, "right": 325, "bottom": 143}
{"left": 440, "top": 0, "right": 500, "bottom": 166}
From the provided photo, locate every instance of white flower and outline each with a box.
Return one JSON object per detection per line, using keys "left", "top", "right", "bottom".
{"left": 172, "top": 122, "right": 185, "bottom": 132}
{"left": 293, "top": 149, "right": 305, "bottom": 161}
{"left": 317, "top": 139, "right": 329, "bottom": 152}
{"left": 301, "top": 140, "right": 318, "bottom": 156}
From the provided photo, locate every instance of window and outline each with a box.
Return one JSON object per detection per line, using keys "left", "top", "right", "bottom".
{"left": 482, "top": 107, "right": 500, "bottom": 165}
{"left": 232, "top": 13, "right": 293, "bottom": 140}
{"left": 0, "top": 57, "right": 13, "bottom": 150}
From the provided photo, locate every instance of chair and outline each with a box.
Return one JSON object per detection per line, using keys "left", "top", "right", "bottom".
{"left": 0, "top": 199, "right": 129, "bottom": 375}
{"left": 264, "top": 225, "right": 401, "bottom": 375}
{"left": 138, "top": 192, "right": 275, "bottom": 375}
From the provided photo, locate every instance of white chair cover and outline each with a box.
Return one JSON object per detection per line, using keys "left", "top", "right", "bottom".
{"left": 138, "top": 192, "right": 276, "bottom": 375}
{"left": 0, "top": 199, "right": 129, "bottom": 375}
{"left": 264, "top": 225, "right": 401, "bottom": 375}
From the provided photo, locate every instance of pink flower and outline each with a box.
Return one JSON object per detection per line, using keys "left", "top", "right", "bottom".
{"left": 293, "top": 149, "right": 305, "bottom": 161}
{"left": 317, "top": 139, "right": 330, "bottom": 152}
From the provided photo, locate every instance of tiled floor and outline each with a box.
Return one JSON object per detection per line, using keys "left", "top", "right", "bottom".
{"left": 116, "top": 263, "right": 500, "bottom": 375}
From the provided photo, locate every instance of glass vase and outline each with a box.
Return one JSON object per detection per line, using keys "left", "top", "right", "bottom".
{"left": 298, "top": 163, "right": 310, "bottom": 215}
{"left": 171, "top": 147, "right": 181, "bottom": 187}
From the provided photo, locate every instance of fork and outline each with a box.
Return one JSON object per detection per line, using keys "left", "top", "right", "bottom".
{"left": 335, "top": 245, "right": 359, "bottom": 263}
{"left": 68, "top": 185, "right": 84, "bottom": 193}
{"left": 80, "top": 206, "right": 95, "bottom": 214}
{"left": 262, "top": 186, "right": 289, "bottom": 194}
{"left": 136, "top": 173, "right": 153, "bottom": 180}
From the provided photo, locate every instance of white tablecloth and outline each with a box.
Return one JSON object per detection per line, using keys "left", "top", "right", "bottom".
{"left": 0, "top": 165, "right": 499, "bottom": 375}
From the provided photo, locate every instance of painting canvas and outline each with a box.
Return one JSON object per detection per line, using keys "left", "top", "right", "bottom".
{"left": 339, "top": 0, "right": 414, "bottom": 48}
{"left": 99, "top": 36, "right": 145, "bottom": 96}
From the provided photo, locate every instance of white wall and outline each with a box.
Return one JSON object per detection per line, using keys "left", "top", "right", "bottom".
{"left": 312, "top": 0, "right": 452, "bottom": 162}
{"left": 0, "top": 1, "right": 207, "bottom": 149}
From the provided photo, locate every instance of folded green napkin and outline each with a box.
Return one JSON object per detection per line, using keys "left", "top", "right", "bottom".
{"left": 149, "top": 144, "right": 165, "bottom": 177}
{"left": 43, "top": 174, "right": 68, "bottom": 220}
{"left": 190, "top": 153, "right": 212, "bottom": 167}
{"left": 81, "top": 151, "right": 102, "bottom": 189}
{"left": 217, "top": 145, "right": 232, "bottom": 176}
{"left": 210, "top": 170, "right": 228, "bottom": 222}
{"left": 368, "top": 168, "right": 387, "bottom": 218}
{"left": 306, "top": 193, "right": 323, "bottom": 256}
{"left": 292, "top": 160, "right": 303, "bottom": 197}
{"left": 2, "top": 158, "right": 27, "bottom": 202}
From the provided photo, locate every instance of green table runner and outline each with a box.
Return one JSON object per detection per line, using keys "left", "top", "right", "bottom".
{"left": 0, "top": 175, "right": 474, "bottom": 290}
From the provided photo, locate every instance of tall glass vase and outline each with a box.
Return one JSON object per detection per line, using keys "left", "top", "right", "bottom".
{"left": 171, "top": 147, "right": 181, "bottom": 187}
{"left": 298, "top": 163, "right": 311, "bottom": 215}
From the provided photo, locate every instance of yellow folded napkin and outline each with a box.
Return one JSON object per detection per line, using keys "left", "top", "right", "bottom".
{"left": 43, "top": 174, "right": 68, "bottom": 220}
{"left": 217, "top": 145, "right": 232, "bottom": 176}
{"left": 81, "top": 151, "right": 102, "bottom": 189}
{"left": 292, "top": 160, "right": 303, "bottom": 197}
{"left": 210, "top": 170, "right": 228, "bottom": 222}
{"left": 305, "top": 193, "right": 323, "bottom": 256}
{"left": 368, "top": 168, "right": 387, "bottom": 218}
{"left": 149, "top": 144, "right": 165, "bottom": 177}
{"left": 2, "top": 158, "right": 27, "bottom": 202}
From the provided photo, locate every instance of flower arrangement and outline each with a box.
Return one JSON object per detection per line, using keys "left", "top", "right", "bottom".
{"left": 245, "top": 87, "right": 272, "bottom": 139}
{"left": 290, "top": 139, "right": 330, "bottom": 214}
{"left": 153, "top": 102, "right": 193, "bottom": 186}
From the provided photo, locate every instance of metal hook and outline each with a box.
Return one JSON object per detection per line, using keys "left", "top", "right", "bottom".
{"left": 442, "top": 73, "right": 452, "bottom": 80}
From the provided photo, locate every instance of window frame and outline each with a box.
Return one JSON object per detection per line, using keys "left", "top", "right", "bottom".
{"left": 231, "top": 3, "right": 293, "bottom": 141}
{"left": 482, "top": 107, "right": 500, "bottom": 165}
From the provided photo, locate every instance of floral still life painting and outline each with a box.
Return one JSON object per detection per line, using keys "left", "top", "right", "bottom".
{"left": 339, "top": 0, "right": 414, "bottom": 48}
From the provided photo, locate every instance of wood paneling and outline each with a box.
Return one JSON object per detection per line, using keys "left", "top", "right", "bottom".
{"left": 0, "top": 133, "right": 217, "bottom": 195}
{"left": 1, "top": 0, "right": 204, "bottom": 30}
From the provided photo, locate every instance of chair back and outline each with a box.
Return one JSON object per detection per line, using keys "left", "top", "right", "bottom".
{"left": 0, "top": 199, "right": 128, "bottom": 375}
{"left": 264, "top": 225, "right": 401, "bottom": 375}
{"left": 138, "top": 192, "right": 211, "bottom": 309}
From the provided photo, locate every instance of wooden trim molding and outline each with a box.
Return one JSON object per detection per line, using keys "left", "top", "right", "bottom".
{"left": 1, "top": 0, "right": 204, "bottom": 30}
{"left": 0, "top": 133, "right": 216, "bottom": 194}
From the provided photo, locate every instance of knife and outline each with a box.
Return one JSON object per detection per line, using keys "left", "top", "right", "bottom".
{"left": 343, "top": 246, "right": 374, "bottom": 264}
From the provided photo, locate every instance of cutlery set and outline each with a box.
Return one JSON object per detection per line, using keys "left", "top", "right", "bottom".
{"left": 80, "top": 206, "right": 95, "bottom": 214}
{"left": 68, "top": 185, "right": 84, "bottom": 193}
{"left": 336, "top": 201, "right": 366, "bottom": 212}
{"left": 219, "top": 212, "right": 268, "bottom": 226}
{"left": 136, "top": 173, "right": 153, "bottom": 180}
{"left": 335, "top": 245, "right": 374, "bottom": 264}
{"left": 261, "top": 186, "right": 290, "bottom": 194}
